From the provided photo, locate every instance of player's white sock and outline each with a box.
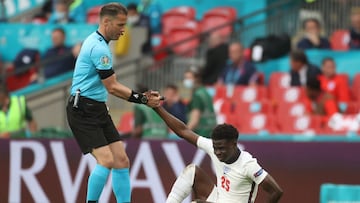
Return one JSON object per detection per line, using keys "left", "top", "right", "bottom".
{"left": 166, "top": 164, "right": 196, "bottom": 203}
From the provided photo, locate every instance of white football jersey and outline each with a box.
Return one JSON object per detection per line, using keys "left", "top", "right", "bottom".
{"left": 197, "top": 137, "right": 268, "bottom": 203}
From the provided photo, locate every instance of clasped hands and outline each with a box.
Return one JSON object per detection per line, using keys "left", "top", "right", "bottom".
{"left": 143, "top": 90, "right": 165, "bottom": 108}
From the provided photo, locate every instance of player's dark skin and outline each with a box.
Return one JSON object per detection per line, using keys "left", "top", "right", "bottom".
{"left": 153, "top": 105, "right": 283, "bottom": 203}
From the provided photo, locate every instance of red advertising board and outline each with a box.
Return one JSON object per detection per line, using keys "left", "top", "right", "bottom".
{"left": 0, "top": 138, "right": 359, "bottom": 203}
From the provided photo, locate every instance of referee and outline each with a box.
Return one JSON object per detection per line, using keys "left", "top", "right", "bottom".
{"left": 66, "top": 3, "right": 162, "bottom": 203}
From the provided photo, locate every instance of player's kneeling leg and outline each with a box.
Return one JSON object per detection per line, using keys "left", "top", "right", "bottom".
{"left": 166, "top": 164, "right": 197, "bottom": 203}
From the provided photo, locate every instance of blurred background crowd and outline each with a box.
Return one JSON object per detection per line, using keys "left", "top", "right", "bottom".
{"left": 1, "top": 0, "right": 360, "bottom": 139}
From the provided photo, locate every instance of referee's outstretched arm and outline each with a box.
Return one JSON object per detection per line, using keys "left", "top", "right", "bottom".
{"left": 101, "top": 73, "right": 162, "bottom": 108}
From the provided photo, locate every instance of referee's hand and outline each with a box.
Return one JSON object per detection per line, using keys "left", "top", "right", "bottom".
{"left": 144, "top": 90, "right": 164, "bottom": 108}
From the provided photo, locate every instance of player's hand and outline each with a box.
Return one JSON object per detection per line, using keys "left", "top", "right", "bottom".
{"left": 144, "top": 90, "right": 164, "bottom": 108}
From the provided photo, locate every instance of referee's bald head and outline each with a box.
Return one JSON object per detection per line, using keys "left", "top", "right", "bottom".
{"left": 100, "top": 3, "right": 128, "bottom": 19}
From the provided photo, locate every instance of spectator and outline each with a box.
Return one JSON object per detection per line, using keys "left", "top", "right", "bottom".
{"left": 201, "top": 33, "right": 229, "bottom": 86}
{"left": 48, "top": 1, "right": 75, "bottom": 24}
{"left": 297, "top": 18, "right": 330, "bottom": 50}
{"left": 42, "top": 28, "right": 75, "bottom": 79}
{"left": 7, "top": 49, "right": 39, "bottom": 91}
{"left": 162, "top": 84, "right": 187, "bottom": 123}
{"left": 349, "top": 7, "right": 360, "bottom": 49}
{"left": 0, "top": 86, "right": 37, "bottom": 138}
{"left": 127, "top": 3, "right": 152, "bottom": 53}
{"left": 221, "top": 42, "right": 258, "bottom": 85}
{"left": 184, "top": 68, "right": 217, "bottom": 138}
{"left": 305, "top": 76, "right": 339, "bottom": 124}
{"left": 318, "top": 57, "right": 350, "bottom": 103}
{"left": 289, "top": 50, "right": 322, "bottom": 87}
{"left": 132, "top": 84, "right": 168, "bottom": 139}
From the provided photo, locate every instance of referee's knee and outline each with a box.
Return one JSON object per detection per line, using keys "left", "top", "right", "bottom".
{"left": 114, "top": 154, "right": 130, "bottom": 168}
{"left": 95, "top": 152, "right": 115, "bottom": 168}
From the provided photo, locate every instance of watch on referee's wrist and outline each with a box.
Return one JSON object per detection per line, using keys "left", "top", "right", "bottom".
{"left": 128, "top": 90, "right": 148, "bottom": 104}
{"left": 140, "top": 95, "right": 148, "bottom": 104}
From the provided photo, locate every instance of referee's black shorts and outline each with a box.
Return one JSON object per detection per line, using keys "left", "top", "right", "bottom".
{"left": 66, "top": 96, "right": 121, "bottom": 154}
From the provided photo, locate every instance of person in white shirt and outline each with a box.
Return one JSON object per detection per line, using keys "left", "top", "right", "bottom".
{"left": 153, "top": 106, "right": 283, "bottom": 203}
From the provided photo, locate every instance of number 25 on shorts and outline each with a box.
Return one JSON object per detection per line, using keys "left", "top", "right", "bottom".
{"left": 221, "top": 176, "right": 230, "bottom": 192}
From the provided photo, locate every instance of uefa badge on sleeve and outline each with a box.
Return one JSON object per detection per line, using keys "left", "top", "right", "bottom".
{"left": 100, "top": 55, "right": 110, "bottom": 66}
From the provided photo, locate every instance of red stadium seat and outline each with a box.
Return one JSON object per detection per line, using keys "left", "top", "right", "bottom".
{"left": 277, "top": 115, "right": 322, "bottom": 134}
{"left": 234, "top": 113, "right": 276, "bottom": 134}
{"left": 275, "top": 102, "right": 307, "bottom": 118}
{"left": 200, "top": 7, "right": 237, "bottom": 37}
{"left": 271, "top": 87, "right": 306, "bottom": 105}
{"left": 117, "top": 111, "right": 134, "bottom": 134}
{"left": 87, "top": 6, "right": 102, "bottom": 24}
{"left": 234, "top": 100, "right": 272, "bottom": 115}
{"left": 323, "top": 113, "right": 360, "bottom": 135}
{"left": 206, "top": 7, "right": 237, "bottom": 20}
{"left": 342, "top": 102, "right": 360, "bottom": 114}
{"left": 5, "top": 65, "right": 37, "bottom": 91}
{"left": 166, "top": 20, "right": 200, "bottom": 56}
{"left": 352, "top": 73, "right": 360, "bottom": 102}
{"left": 201, "top": 7, "right": 237, "bottom": 37}
{"left": 269, "top": 72, "right": 291, "bottom": 90}
{"left": 330, "top": 29, "right": 350, "bottom": 51}
{"left": 213, "top": 98, "right": 234, "bottom": 114}
{"left": 161, "top": 6, "right": 196, "bottom": 35}
{"left": 231, "top": 85, "right": 268, "bottom": 103}
{"left": 213, "top": 84, "right": 227, "bottom": 100}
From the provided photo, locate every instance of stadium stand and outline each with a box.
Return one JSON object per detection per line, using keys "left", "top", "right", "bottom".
{"left": 2, "top": 0, "right": 360, "bottom": 136}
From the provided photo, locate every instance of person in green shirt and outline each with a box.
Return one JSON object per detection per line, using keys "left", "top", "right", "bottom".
{"left": 0, "top": 86, "right": 37, "bottom": 138}
{"left": 132, "top": 84, "right": 168, "bottom": 139}
{"left": 183, "top": 68, "right": 217, "bottom": 138}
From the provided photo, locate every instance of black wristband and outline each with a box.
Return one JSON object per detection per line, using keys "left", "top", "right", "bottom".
{"left": 128, "top": 90, "right": 148, "bottom": 104}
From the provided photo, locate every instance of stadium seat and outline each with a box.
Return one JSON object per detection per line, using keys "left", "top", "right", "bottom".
{"left": 269, "top": 72, "right": 291, "bottom": 89}
{"left": 271, "top": 87, "right": 306, "bottom": 105}
{"left": 275, "top": 102, "right": 307, "bottom": 118}
{"left": 330, "top": 29, "right": 350, "bottom": 51}
{"left": 161, "top": 6, "right": 196, "bottom": 35}
{"left": 234, "top": 100, "right": 272, "bottom": 115}
{"left": 231, "top": 85, "right": 268, "bottom": 103}
{"left": 5, "top": 65, "right": 37, "bottom": 91}
{"left": 117, "top": 111, "right": 134, "bottom": 134}
{"left": 200, "top": 7, "right": 237, "bottom": 37}
{"left": 342, "top": 102, "right": 360, "bottom": 114}
{"left": 87, "top": 6, "right": 102, "bottom": 24}
{"left": 352, "top": 73, "right": 360, "bottom": 102}
{"left": 206, "top": 7, "right": 237, "bottom": 20}
{"left": 213, "top": 84, "right": 235, "bottom": 101}
{"left": 277, "top": 115, "right": 322, "bottom": 134}
{"left": 213, "top": 98, "right": 234, "bottom": 114}
{"left": 166, "top": 20, "right": 200, "bottom": 56}
{"left": 324, "top": 113, "right": 360, "bottom": 135}
{"left": 233, "top": 113, "right": 276, "bottom": 134}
